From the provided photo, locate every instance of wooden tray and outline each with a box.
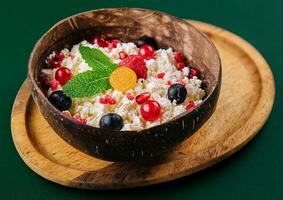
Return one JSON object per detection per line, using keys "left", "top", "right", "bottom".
{"left": 11, "top": 21, "right": 275, "bottom": 189}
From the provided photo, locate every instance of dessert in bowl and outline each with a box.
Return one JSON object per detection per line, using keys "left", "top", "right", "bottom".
{"left": 28, "top": 8, "right": 221, "bottom": 161}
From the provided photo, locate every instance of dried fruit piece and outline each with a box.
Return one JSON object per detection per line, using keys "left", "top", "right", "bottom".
{"left": 173, "top": 51, "right": 185, "bottom": 63}
{"left": 126, "top": 92, "right": 135, "bottom": 100}
{"left": 109, "top": 67, "right": 137, "bottom": 92}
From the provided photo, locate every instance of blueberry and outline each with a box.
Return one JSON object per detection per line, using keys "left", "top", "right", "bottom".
{"left": 48, "top": 91, "right": 72, "bottom": 111}
{"left": 99, "top": 113, "right": 124, "bottom": 130}
{"left": 167, "top": 84, "right": 187, "bottom": 104}
{"left": 135, "top": 36, "right": 159, "bottom": 49}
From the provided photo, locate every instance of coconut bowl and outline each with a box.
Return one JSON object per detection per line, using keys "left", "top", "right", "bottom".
{"left": 28, "top": 8, "right": 221, "bottom": 161}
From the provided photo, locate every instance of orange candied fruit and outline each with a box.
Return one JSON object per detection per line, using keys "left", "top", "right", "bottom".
{"left": 109, "top": 67, "right": 137, "bottom": 92}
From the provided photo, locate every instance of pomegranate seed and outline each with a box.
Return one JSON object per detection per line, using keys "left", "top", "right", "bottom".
{"left": 138, "top": 44, "right": 155, "bottom": 60}
{"left": 173, "top": 51, "right": 185, "bottom": 63}
{"left": 156, "top": 72, "right": 165, "bottom": 79}
{"left": 126, "top": 92, "right": 135, "bottom": 100}
{"left": 177, "top": 79, "right": 186, "bottom": 86}
{"left": 55, "top": 67, "right": 73, "bottom": 85}
{"left": 108, "top": 39, "right": 121, "bottom": 49}
{"left": 119, "top": 51, "right": 128, "bottom": 60}
{"left": 50, "top": 80, "right": 59, "bottom": 91}
{"left": 99, "top": 97, "right": 108, "bottom": 104}
{"left": 176, "top": 62, "right": 186, "bottom": 71}
{"left": 73, "top": 114, "right": 87, "bottom": 124}
{"left": 135, "top": 92, "right": 151, "bottom": 105}
{"left": 189, "top": 68, "right": 200, "bottom": 78}
{"left": 186, "top": 101, "right": 196, "bottom": 110}
{"left": 90, "top": 35, "right": 108, "bottom": 47}
{"left": 109, "top": 98, "right": 117, "bottom": 105}
{"left": 39, "top": 75, "right": 50, "bottom": 89}
{"left": 50, "top": 51, "right": 64, "bottom": 68}
{"left": 62, "top": 111, "right": 72, "bottom": 117}
{"left": 166, "top": 80, "right": 173, "bottom": 85}
{"left": 104, "top": 94, "right": 113, "bottom": 103}
{"left": 140, "top": 100, "right": 161, "bottom": 121}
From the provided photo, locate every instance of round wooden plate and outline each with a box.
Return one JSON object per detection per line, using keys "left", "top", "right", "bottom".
{"left": 11, "top": 21, "right": 275, "bottom": 189}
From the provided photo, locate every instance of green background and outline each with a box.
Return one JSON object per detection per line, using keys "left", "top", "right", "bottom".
{"left": 0, "top": 0, "right": 282, "bottom": 199}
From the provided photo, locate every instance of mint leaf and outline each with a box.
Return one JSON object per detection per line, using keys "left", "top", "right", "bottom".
{"left": 79, "top": 45, "right": 117, "bottom": 74}
{"left": 63, "top": 71, "right": 111, "bottom": 98}
{"left": 63, "top": 46, "right": 118, "bottom": 98}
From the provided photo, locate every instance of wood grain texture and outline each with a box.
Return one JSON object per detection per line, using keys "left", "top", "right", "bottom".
{"left": 11, "top": 21, "right": 275, "bottom": 189}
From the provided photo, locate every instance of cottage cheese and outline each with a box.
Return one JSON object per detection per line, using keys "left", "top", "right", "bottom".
{"left": 42, "top": 40, "right": 205, "bottom": 130}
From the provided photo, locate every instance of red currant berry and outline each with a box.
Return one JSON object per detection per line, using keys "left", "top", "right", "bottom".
{"left": 55, "top": 67, "right": 73, "bottom": 85}
{"left": 138, "top": 44, "right": 155, "bottom": 60}
{"left": 156, "top": 72, "right": 165, "bottom": 79}
{"left": 135, "top": 92, "right": 151, "bottom": 105}
{"left": 173, "top": 51, "right": 185, "bottom": 63}
{"left": 189, "top": 68, "right": 200, "bottom": 78}
{"left": 176, "top": 62, "right": 186, "bottom": 71}
{"left": 140, "top": 100, "right": 161, "bottom": 121}
{"left": 50, "top": 51, "right": 64, "bottom": 68}
{"left": 186, "top": 101, "right": 196, "bottom": 110}
{"left": 90, "top": 35, "right": 108, "bottom": 47}
{"left": 50, "top": 80, "right": 59, "bottom": 91}
{"left": 119, "top": 51, "right": 128, "bottom": 60}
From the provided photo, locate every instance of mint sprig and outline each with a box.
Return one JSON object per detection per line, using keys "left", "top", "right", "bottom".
{"left": 63, "top": 45, "right": 117, "bottom": 98}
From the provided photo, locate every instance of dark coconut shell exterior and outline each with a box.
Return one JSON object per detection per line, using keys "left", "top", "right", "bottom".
{"left": 28, "top": 8, "right": 221, "bottom": 161}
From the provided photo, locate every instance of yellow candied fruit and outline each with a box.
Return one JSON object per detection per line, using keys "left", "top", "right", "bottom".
{"left": 109, "top": 67, "right": 137, "bottom": 92}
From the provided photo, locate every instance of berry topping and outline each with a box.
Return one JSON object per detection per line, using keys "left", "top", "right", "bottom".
{"left": 62, "top": 110, "right": 72, "bottom": 117}
{"left": 176, "top": 62, "right": 186, "bottom": 71}
{"left": 186, "top": 101, "right": 196, "bottom": 110}
{"left": 138, "top": 44, "right": 155, "bottom": 60}
{"left": 99, "top": 95, "right": 116, "bottom": 104}
{"left": 50, "top": 51, "right": 64, "bottom": 68}
{"left": 135, "top": 92, "right": 151, "bottom": 105}
{"left": 48, "top": 91, "right": 72, "bottom": 111}
{"left": 119, "top": 51, "right": 128, "bottom": 60}
{"left": 119, "top": 55, "right": 148, "bottom": 79}
{"left": 140, "top": 100, "right": 161, "bottom": 122}
{"left": 177, "top": 79, "right": 186, "bottom": 86}
{"left": 156, "top": 72, "right": 165, "bottom": 79}
{"left": 73, "top": 114, "right": 87, "bottom": 124}
{"left": 189, "top": 68, "right": 200, "bottom": 78}
{"left": 166, "top": 80, "right": 173, "bottom": 86}
{"left": 126, "top": 92, "right": 135, "bottom": 100}
{"left": 99, "top": 97, "right": 108, "bottom": 104}
{"left": 50, "top": 80, "right": 59, "bottom": 91}
{"left": 99, "top": 113, "right": 124, "bottom": 130}
{"left": 173, "top": 51, "right": 185, "bottom": 63}
{"left": 55, "top": 67, "right": 73, "bottom": 85}
{"left": 110, "top": 67, "right": 137, "bottom": 92}
{"left": 90, "top": 35, "right": 108, "bottom": 47}
{"left": 135, "top": 36, "right": 159, "bottom": 49}
{"left": 39, "top": 75, "right": 50, "bottom": 89}
{"left": 167, "top": 83, "right": 187, "bottom": 104}
{"left": 107, "top": 39, "right": 121, "bottom": 49}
